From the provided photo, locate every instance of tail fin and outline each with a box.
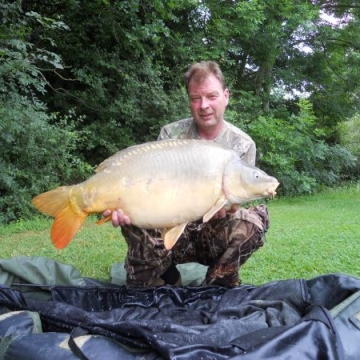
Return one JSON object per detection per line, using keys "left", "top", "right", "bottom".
{"left": 32, "top": 186, "right": 87, "bottom": 249}
{"left": 32, "top": 186, "right": 71, "bottom": 217}
{"left": 51, "top": 205, "right": 87, "bottom": 248}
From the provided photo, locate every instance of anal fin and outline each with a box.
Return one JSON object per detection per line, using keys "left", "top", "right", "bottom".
{"left": 162, "top": 223, "right": 187, "bottom": 250}
{"left": 96, "top": 214, "right": 112, "bottom": 225}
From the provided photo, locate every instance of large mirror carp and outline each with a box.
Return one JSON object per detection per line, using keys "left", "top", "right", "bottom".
{"left": 32, "top": 139, "right": 279, "bottom": 249}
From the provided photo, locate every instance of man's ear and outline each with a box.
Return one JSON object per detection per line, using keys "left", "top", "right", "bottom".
{"left": 224, "top": 88, "right": 230, "bottom": 105}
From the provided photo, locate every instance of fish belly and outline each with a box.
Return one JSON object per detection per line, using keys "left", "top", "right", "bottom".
{"left": 77, "top": 140, "right": 230, "bottom": 228}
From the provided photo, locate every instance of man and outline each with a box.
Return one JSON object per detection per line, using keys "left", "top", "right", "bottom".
{"left": 106, "top": 61, "right": 269, "bottom": 287}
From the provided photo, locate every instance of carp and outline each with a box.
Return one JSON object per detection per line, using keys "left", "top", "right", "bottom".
{"left": 32, "top": 139, "right": 279, "bottom": 250}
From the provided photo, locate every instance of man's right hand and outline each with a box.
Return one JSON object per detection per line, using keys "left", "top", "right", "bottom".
{"left": 102, "top": 209, "right": 131, "bottom": 227}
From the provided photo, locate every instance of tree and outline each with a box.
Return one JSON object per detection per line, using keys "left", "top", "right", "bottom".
{"left": 248, "top": 99, "right": 356, "bottom": 195}
{"left": 337, "top": 115, "right": 360, "bottom": 177}
{"left": 22, "top": 0, "right": 202, "bottom": 165}
{"left": 0, "top": 1, "right": 89, "bottom": 223}
{"left": 2, "top": 0, "right": 359, "bottom": 225}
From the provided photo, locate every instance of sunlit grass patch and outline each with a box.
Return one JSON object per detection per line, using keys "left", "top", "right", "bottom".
{"left": 1, "top": 184, "right": 359, "bottom": 284}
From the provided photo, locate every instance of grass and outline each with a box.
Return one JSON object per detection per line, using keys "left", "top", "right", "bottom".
{"left": 0, "top": 216, "right": 127, "bottom": 280}
{"left": 241, "top": 183, "right": 360, "bottom": 284}
{"left": 1, "top": 184, "right": 359, "bottom": 285}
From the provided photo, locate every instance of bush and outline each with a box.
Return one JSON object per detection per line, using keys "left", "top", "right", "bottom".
{"left": 337, "top": 115, "right": 360, "bottom": 178}
{"left": 0, "top": 105, "right": 92, "bottom": 223}
{"left": 246, "top": 99, "right": 357, "bottom": 196}
{"left": 0, "top": 4, "right": 91, "bottom": 223}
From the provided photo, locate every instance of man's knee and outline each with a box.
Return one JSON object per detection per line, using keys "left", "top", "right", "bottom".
{"left": 122, "top": 226, "right": 173, "bottom": 287}
{"left": 252, "top": 204, "right": 270, "bottom": 231}
{"left": 231, "top": 205, "right": 269, "bottom": 232}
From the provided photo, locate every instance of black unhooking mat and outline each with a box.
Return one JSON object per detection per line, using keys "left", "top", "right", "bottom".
{"left": 1, "top": 257, "right": 360, "bottom": 359}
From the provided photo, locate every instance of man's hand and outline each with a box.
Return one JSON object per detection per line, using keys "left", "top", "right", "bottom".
{"left": 103, "top": 209, "right": 131, "bottom": 227}
{"left": 212, "top": 204, "right": 239, "bottom": 219}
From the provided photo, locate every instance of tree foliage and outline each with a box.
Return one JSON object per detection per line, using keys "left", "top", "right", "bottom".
{"left": 23, "top": 0, "right": 199, "bottom": 164}
{"left": 247, "top": 100, "right": 356, "bottom": 195}
{"left": 0, "top": 1, "right": 90, "bottom": 223}
{"left": 1, "top": 0, "right": 360, "bottom": 222}
{"left": 337, "top": 115, "right": 360, "bottom": 177}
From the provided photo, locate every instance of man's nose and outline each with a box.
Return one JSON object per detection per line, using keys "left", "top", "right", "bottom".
{"left": 200, "top": 98, "right": 209, "bottom": 108}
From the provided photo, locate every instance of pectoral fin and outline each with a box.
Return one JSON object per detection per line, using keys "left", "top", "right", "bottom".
{"left": 162, "top": 223, "right": 187, "bottom": 250}
{"left": 203, "top": 196, "right": 228, "bottom": 223}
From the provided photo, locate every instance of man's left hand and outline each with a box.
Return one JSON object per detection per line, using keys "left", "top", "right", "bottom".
{"left": 213, "top": 205, "right": 239, "bottom": 219}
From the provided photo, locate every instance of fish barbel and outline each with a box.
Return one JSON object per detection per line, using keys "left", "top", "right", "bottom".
{"left": 32, "top": 139, "right": 279, "bottom": 249}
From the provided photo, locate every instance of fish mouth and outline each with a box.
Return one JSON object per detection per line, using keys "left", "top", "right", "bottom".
{"left": 266, "top": 182, "right": 280, "bottom": 198}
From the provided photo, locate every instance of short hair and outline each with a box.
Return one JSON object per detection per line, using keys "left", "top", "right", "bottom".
{"left": 184, "top": 61, "right": 226, "bottom": 92}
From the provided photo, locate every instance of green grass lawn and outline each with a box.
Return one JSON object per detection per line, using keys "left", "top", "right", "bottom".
{"left": 241, "top": 183, "right": 360, "bottom": 284}
{"left": 1, "top": 184, "right": 359, "bottom": 284}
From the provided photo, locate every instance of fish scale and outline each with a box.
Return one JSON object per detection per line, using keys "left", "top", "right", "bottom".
{"left": 32, "top": 139, "right": 279, "bottom": 250}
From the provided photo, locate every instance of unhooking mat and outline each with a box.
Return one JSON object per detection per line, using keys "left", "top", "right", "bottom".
{"left": 1, "top": 256, "right": 360, "bottom": 359}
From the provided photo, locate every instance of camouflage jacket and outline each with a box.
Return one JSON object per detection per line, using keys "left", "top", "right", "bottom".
{"left": 158, "top": 117, "right": 256, "bottom": 166}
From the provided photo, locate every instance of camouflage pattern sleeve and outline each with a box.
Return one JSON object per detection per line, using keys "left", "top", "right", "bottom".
{"left": 157, "top": 126, "right": 170, "bottom": 140}
{"left": 158, "top": 118, "right": 197, "bottom": 141}
{"left": 211, "top": 121, "right": 257, "bottom": 166}
{"left": 229, "top": 137, "right": 256, "bottom": 166}
{"left": 241, "top": 142, "right": 256, "bottom": 166}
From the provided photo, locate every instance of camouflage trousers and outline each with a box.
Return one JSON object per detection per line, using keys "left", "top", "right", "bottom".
{"left": 121, "top": 205, "right": 269, "bottom": 287}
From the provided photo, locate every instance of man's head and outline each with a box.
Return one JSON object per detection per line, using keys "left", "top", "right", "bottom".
{"left": 185, "top": 61, "right": 227, "bottom": 92}
{"left": 185, "top": 61, "right": 229, "bottom": 139}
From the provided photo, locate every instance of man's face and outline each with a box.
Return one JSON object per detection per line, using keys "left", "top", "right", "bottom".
{"left": 188, "top": 74, "right": 229, "bottom": 133}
